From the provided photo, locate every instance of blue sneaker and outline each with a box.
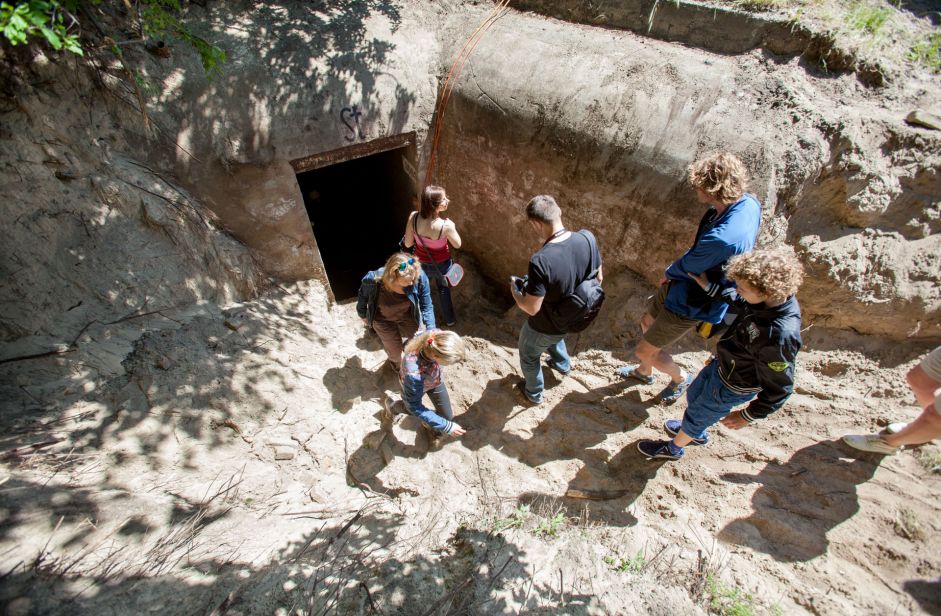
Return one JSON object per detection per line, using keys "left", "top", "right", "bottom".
{"left": 663, "top": 419, "right": 708, "bottom": 446}
{"left": 658, "top": 373, "right": 693, "bottom": 403}
{"left": 615, "top": 365, "right": 655, "bottom": 385}
{"left": 637, "top": 439, "right": 684, "bottom": 460}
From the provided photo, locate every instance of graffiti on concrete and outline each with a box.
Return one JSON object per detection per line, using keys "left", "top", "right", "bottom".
{"left": 340, "top": 105, "right": 364, "bottom": 142}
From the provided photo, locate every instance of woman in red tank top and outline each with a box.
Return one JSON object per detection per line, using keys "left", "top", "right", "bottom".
{"left": 403, "top": 186, "right": 462, "bottom": 326}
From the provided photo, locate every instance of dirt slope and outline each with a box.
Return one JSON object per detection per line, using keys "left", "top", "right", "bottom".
{"left": 1, "top": 273, "right": 938, "bottom": 615}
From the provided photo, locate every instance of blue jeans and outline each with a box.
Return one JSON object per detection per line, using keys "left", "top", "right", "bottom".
{"left": 422, "top": 261, "right": 456, "bottom": 325}
{"left": 680, "top": 361, "right": 756, "bottom": 440}
{"left": 403, "top": 382, "right": 453, "bottom": 435}
{"left": 518, "top": 321, "right": 570, "bottom": 402}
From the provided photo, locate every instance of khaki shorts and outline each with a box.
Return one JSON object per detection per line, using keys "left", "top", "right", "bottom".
{"left": 920, "top": 346, "right": 941, "bottom": 382}
{"left": 642, "top": 282, "right": 698, "bottom": 349}
{"left": 920, "top": 346, "right": 941, "bottom": 414}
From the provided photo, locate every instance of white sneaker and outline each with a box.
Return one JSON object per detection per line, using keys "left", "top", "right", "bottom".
{"left": 842, "top": 434, "right": 899, "bottom": 455}
{"left": 886, "top": 422, "right": 908, "bottom": 434}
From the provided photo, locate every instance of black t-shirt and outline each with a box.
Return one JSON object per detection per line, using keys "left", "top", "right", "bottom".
{"left": 525, "top": 230, "right": 600, "bottom": 335}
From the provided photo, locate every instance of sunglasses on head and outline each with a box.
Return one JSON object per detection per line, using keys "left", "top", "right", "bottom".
{"left": 397, "top": 258, "right": 416, "bottom": 272}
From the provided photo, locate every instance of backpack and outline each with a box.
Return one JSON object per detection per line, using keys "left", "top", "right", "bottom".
{"left": 545, "top": 231, "right": 605, "bottom": 333}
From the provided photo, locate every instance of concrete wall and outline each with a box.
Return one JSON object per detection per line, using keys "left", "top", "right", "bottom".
{"left": 141, "top": 0, "right": 443, "bottom": 282}
{"left": 433, "top": 8, "right": 940, "bottom": 341}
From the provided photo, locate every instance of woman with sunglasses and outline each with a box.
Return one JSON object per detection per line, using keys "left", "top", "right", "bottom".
{"left": 403, "top": 185, "right": 462, "bottom": 326}
{"left": 357, "top": 252, "right": 436, "bottom": 371}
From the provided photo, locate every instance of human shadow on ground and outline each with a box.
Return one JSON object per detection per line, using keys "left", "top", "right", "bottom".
{"left": 322, "top": 355, "right": 385, "bottom": 413}
{"left": 717, "top": 439, "right": 880, "bottom": 562}
{"left": 346, "top": 405, "right": 447, "bottom": 498}
{"left": 903, "top": 578, "right": 941, "bottom": 615}
{"left": 459, "top": 374, "right": 660, "bottom": 527}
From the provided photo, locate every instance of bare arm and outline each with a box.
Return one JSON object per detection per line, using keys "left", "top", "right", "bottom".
{"left": 511, "top": 283, "right": 544, "bottom": 316}
{"left": 403, "top": 212, "right": 416, "bottom": 248}
{"left": 444, "top": 219, "right": 462, "bottom": 249}
{"left": 597, "top": 264, "right": 603, "bottom": 285}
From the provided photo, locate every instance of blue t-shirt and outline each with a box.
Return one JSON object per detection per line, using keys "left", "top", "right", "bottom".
{"left": 663, "top": 193, "right": 761, "bottom": 323}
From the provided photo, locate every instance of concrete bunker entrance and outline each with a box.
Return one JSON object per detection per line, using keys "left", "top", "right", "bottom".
{"left": 292, "top": 133, "right": 418, "bottom": 301}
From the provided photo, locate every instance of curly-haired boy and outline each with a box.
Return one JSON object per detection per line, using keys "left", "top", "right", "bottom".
{"left": 637, "top": 246, "right": 804, "bottom": 461}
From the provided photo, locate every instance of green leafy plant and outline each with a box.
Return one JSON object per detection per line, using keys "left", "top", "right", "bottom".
{"left": 0, "top": 1, "right": 225, "bottom": 77}
{"left": 604, "top": 550, "right": 646, "bottom": 573}
{"left": 0, "top": 1, "right": 83, "bottom": 54}
{"left": 493, "top": 504, "right": 530, "bottom": 533}
{"left": 533, "top": 511, "right": 566, "bottom": 538}
{"left": 137, "top": 0, "right": 225, "bottom": 76}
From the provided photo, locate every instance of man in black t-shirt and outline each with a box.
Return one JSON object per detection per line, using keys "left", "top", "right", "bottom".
{"left": 511, "top": 195, "right": 603, "bottom": 404}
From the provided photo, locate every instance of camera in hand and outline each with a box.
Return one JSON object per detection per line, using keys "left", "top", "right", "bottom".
{"left": 510, "top": 275, "right": 527, "bottom": 294}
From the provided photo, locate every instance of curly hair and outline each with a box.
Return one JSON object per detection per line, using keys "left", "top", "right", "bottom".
{"left": 380, "top": 252, "right": 420, "bottom": 290}
{"left": 688, "top": 152, "right": 749, "bottom": 205}
{"left": 726, "top": 246, "right": 804, "bottom": 302}
{"left": 404, "top": 330, "right": 466, "bottom": 365}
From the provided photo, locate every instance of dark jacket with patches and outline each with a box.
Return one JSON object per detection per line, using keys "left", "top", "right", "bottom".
{"left": 706, "top": 286, "right": 802, "bottom": 421}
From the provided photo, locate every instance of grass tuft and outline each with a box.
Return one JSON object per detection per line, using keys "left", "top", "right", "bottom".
{"left": 706, "top": 574, "right": 757, "bottom": 616}
{"left": 845, "top": 2, "right": 894, "bottom": 35}
{"left": 909, "top": 31, "right": 941, "bottom": 72}
{"left": 894, "top": 506, "right": 924, "bottom": 541}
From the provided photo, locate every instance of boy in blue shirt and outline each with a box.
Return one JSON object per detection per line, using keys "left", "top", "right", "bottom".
{"left": 617, "top": 153, "right": 760, "bottom": 403}
{"left": 638, "top": 247, "right": 804, "bottom": 461}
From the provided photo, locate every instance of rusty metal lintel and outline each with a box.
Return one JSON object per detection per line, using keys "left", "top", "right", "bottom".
{"left": 290, "top": 133, "right": 415, "bottom": 174}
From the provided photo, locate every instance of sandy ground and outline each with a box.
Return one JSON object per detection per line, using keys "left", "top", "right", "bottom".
{"left": 0, "top": 269, "right": 938, "bottom": 615}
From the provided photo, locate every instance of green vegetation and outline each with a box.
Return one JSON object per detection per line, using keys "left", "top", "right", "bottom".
{"left": 604, "top": 550, "right": 646, "bottom": 574}
{"left": 706, "top": 575, "right": 758, "bottom": 616}
{"left": 493, "top": 504, "right": 530, "bottom": 533}
{"left": 0, "top": 0, "right": 225, "bottom": 77}
{"left": 909, "top": 31, "right": 941, "bottom": 72}
{"left": 844, "top": 1, "right": 893, "bottom": 35}
{"left": 1, "top": 1, "right": 83, "bottom": 54}
{"left": 533, "top": 511, "right": 566, "bottom": 538}
{"left": 491, "top": 503, "right": 568, "bottom": 539}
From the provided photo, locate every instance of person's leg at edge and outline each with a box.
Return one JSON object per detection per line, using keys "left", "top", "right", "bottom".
{"left": 518, "top": 321, "right": 549, "bottom": 402}
{"left": 907, "top": 364, "right": 941, "bottom": 410}
{"left": 546, "top": 335, "right": 571, "bottom": 373}
{"left": 883, "top": 402, "right": 941, "bottom": 448}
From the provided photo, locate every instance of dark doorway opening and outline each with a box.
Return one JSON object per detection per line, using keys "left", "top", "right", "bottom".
{"left": 295, "top": 140, "right": 416, "bottom": 301}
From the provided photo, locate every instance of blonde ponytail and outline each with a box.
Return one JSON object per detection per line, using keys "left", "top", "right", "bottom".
{"left": 404, "top": 330, "right": 466, "bottom": 365}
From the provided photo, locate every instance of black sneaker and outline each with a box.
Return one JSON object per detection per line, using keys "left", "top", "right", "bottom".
{"left": 663, "top": 419, "right": 708, "bottom": 446}
{"left": 637, "top": 439, "right": 684, "bottom": 460}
